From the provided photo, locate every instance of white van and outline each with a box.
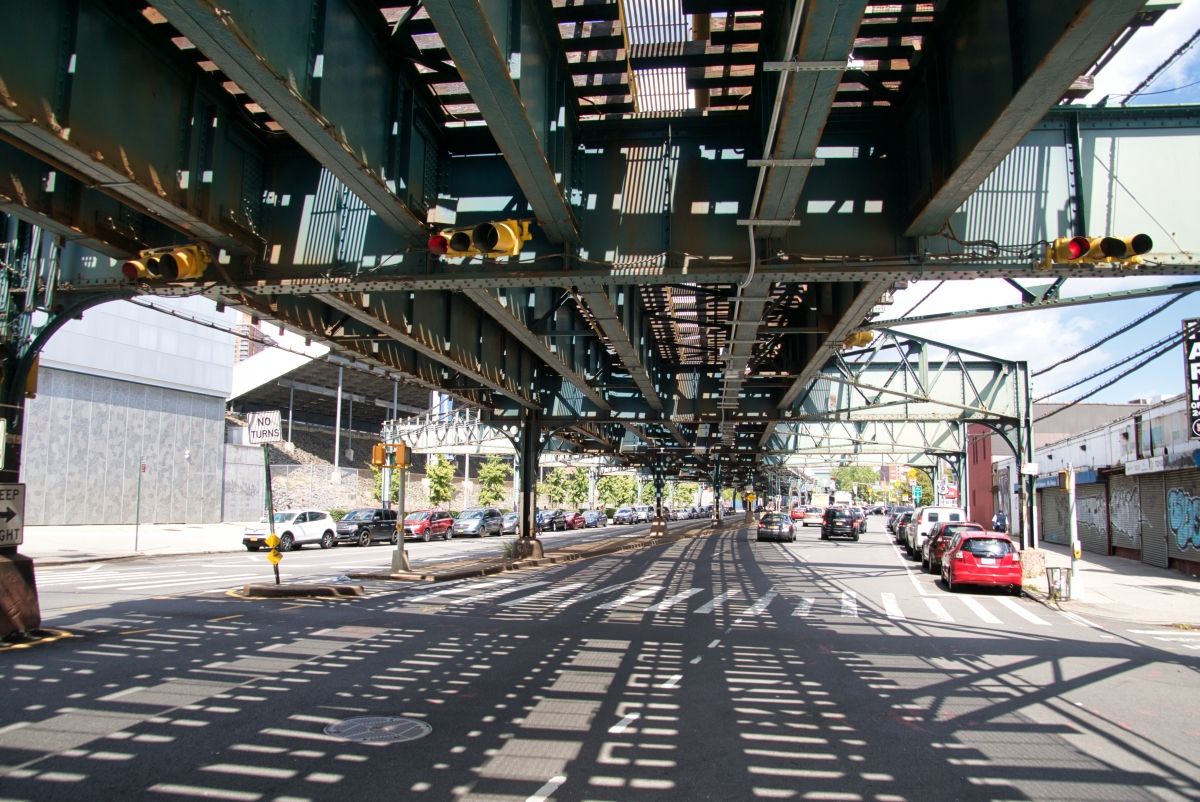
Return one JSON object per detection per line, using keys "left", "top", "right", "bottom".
{"left": 904, "top": 506, "right": 966, "bottom": 556}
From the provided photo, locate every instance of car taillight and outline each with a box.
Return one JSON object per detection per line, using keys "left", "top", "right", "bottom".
{"left": 1011, "top": 551, "right": 1021, "bottom": 562}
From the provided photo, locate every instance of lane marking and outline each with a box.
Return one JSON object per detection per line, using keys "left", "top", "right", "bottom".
{"left": 997, "top": 597, "right": 1050, "bottom": 626}
{"left": 881, "top": 592, "right": 905, "bottom": 620}
{"left": 741, "top": 589, "right": 778, "bottom": 616}
{"left": 959, "top": 596, "right": 1002, "bottom": 624}
{"left": 1127, "top": 629, "right": 1200, "bottom": 637}
{"left": 408, "top": 579, "right": 513, "bottom": 603}
{"left": 608, "top": 713, "right": 640, "bottom": 734}
{"left": 695, "top": 590, "right": 739, "bottom": 614}
{"left": 690, "top": 656, "right": 702, "bottom": 665}
{"left": 792, "top": 598, "right": 814, "bottom": 617}
{"left": 527, "top": 775, "right": 567, "bottom": 802}
{"left": 922, "top": 598, "right": 955, "bottom": 623}
{"left": 707, "top": 639, "right": 721, "bottom": 649}
{"left": 840, "top": 591, "right": 858, "bottom": 618}
{"left": 597, "top": 586, "right": 664, "bottom": 610}
{"left": 1059, "top": 610, "right": 1102, "bottom": 629}
{"left": 553, "top": 576, "right": 655, "bottom": 609}
{"left": 645, "top": 588, "right": 704, "bottom": 612}
{"left": 896, "top": 546, "right": 929, "bottom": 597}
{"left": 78, "top": 573, "right": 264, "bottom": 591}
{"left": 460, "top": 580, "right": 551, "bottom": 605}
{"left": 497, "top": 582, "right": 586, "bottom": 607}
{"left": 658, "top": 674, "right": 682, "bottom": 689}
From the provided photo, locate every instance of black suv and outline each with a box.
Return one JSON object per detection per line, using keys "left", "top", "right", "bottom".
{"left": 535, "top": 509, "right": 566, "bottom": 532}
{"left": 821, "top": 507, "right": 858, "bottom": 541}
{"left": 335, "top": 508, "right": 399, "bottom": 546}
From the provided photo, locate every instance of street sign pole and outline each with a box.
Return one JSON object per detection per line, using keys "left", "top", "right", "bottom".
{"left": 247, "top": 410, "right": 284, "bottom": 584}
{"left": 263, "top": 443, "right": 279, "bottom": 584}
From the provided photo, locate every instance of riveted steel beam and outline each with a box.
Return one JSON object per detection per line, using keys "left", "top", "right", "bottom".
{"left": 904, "top": 0, "right": 1147, "bottom": 235}
{"left": 423, "top": 0, "right": 579, "bottom": 245}
{"left": 575, "top": 287, "right": 663, "bottom": 411}
{"left": 147, "top": 0, "right": 427, "bottom": 239}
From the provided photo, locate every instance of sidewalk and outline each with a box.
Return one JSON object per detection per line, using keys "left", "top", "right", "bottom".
{"left": 15, "top": 522, "right": 253, "bottom": 565}
{"left": 1023, "top": 541, "right": 1200, "bottom": 627}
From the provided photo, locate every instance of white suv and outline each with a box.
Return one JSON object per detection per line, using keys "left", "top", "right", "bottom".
{"left": 905, "top": 506, "right": 966, "bottom": 557}
{"left": 633, "top": 504, "right": 653, "bottom": 522}
{"left": 243, "top": 509, "right": 335, "bottom": 552}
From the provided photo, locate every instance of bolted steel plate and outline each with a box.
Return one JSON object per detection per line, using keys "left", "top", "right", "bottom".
{"left": 324, "top": 716, "right": 432, "bottom": 744}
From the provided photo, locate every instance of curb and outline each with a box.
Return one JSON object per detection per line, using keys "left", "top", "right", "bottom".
{"left": 238, "top": 583, "right": 365, "bottom": 598}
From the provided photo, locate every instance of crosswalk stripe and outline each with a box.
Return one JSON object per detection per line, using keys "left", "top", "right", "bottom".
{"left": 922, "top": 598, "right": 955, "bottom": 623}
{"left": 497, "top": 582, "right": 586, "bottom": 607}
{"left": 840, "top": 591, "right": 858, "bottom": 617}
{"left": 694, "top": 589, "right": 740, "bottom": 614}
{"left": 79, "top": 573, "right": 264, "bottom": 591}
{"left": 881, "top": 592, "right": 905, "bottom": 620}
{"left": 959, "top": 596, "right": 1002, "bottom": 624}
{"left": 741, "top": 589, "right": 777, "bottom": 616}
{"left": 645, "top": 588, "right": 704, "bottom": 612}
{"left": 996, "top": 597, "right": 1050, "bottom": 626}
{"left": 408, "top": 579, "right": 514, "bottom": 603}
{"left": 597, "top": 586, "right": 664, "bottom": 610}
{"left": 792, "top": 598, "right": 814, "bottom": 617}
{"left": 461, "top": 580, "right": 551, "bottom": 605}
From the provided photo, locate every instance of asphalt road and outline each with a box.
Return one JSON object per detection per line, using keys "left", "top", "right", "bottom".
{"left": 2, "top": 517, "right": 1198, "bottom": 802}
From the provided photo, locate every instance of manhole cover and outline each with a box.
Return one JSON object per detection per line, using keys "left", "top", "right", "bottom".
{"left": 324, "top": 716, "right": 432, "bottom": 744}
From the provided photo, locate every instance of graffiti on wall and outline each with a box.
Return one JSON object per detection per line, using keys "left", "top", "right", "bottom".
{"left": 1109, "top": 484, "right": 1141, "bottom": 546}
{"left": 1078, "top": 495, "right": 1107, "bottom": 536}
{"left": 1166, "top": 488, "right": 1200, "bottom": 550}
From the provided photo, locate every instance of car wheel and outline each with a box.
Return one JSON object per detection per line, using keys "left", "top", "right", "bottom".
{"left": 920, "top": 555, "right": 929, "bottom": 572}
{"left": 852, "top": 534, "right": 859, "bottom": 542}
{"left": 945, "top": 571, "right": 956, "bottom": 592}
{"left": 280, "top": 533, "right": 295, "bottom": 552}
{"left": 245, "top": 544, "right": 260, "bottom": 552}
{"left": 421, "top": 530, "right": 431, "bottom": 542}
{"left": 358, "top": 531, "right": 371, "bottom": 547}
{"left": 443, "top": 530, "right": 451, "bottom": 541}
{"left": 1010, "top": 584, "right": 1023, "bottom": 597}
{"left": 320, "top": 531, "right": 335, "bottom": 549}
{"left": 390, "top": 531, "right": 400, "bottom": 545}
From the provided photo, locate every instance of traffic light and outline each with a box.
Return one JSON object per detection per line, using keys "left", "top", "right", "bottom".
{"left": 842, "top": 330, "right": 873, "bottom": 348}
{"left": 428, "top": 219, "right": 533, "bottom": 258}
{"left": 1044, "top": 234, "right": 1153, "bottom": 267}
{"left": 121, "top": 244, "right": 210, "bottom": 281}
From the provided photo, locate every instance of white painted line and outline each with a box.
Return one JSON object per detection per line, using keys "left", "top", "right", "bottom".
{"left": 1127, "top": 629, "right": 1200, "bottom": 637}
{"left": 1059, "top": 610, "right": 1102, "bottom": 629}
{"left": 497, "top": 582, "right": 585, "bottom": 607}
{"left": 707, "top": 639, "right": 721, "bottom": 649}
{"left": 553, "top": 576, "right": 655, "bottom": 609}
{"left": 881, "top": 592, "right": 905, "bottom": 620}
{"left": 695, "top": 590, "right": 740, "bottom": 614}
{"left": 840, "top": 591, "right": 858, "bottom": 618}
{"left": 597, "top": 586, "right": 664, "bottom": 610}
{"left": 959, "top": 596, "right": 1002, "bottom": 624}
{"left": 462, "top": 580, "right": 551, "bottom": 605}
{"left": 608, "top": 712, "right": 640, "bottom": 734}
{"left": 689, "top": 656, "right": 702, "bottom": 665}
{"left": 896, "top": 547, "right": 929, "bottom": 597}
{"left": 922, "top": 598, "right": 955, "bottom": 623}
{"left": 527, "top": 774, "right": 567, "bottom": 802}
{"left": 658, "top": 674, "right": 682, "bottom": 689}
{"left": 408, "top": 579, "right": 514, "bottom": 603}
{"left": 741, "top": 589, "right": 778, "bottom": 616}
{"left": 997, "top": 597, "right": 1050, "bottom": 626}
{"left": 645, "top": 587, "right": 704, "bottom": 612}
{"left": 793, "top": 598, "right": 814, "bottom": 617}
{"left": 83, "top": 573, "right": 265, "bottom": 591}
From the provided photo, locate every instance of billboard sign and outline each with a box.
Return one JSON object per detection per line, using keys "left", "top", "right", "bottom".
{"left": 1186, "top": 319, "right": 1200, "bottom": 438}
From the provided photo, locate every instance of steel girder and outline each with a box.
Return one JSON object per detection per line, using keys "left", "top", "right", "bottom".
{"left": 146, "top": 0, "right": 428, "bottom": 239}
{"left": 422, "top": 0, "right": 579, "bottom": 245}
{"left": 903, "top": 0, "right": 1148, "bottom": 236}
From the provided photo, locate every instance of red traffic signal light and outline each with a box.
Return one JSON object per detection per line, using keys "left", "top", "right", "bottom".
{"left": 1049, "top": 236, "right": 1091, "bottom": 262}
{"left": 1045, "top": 233, "right": 1153, "bottom": 267}
{"left": 429, "top": 220, "right": 533, "bottom": 259}
{"left": 121, "top": 244, "right": 210, "bottom": 282}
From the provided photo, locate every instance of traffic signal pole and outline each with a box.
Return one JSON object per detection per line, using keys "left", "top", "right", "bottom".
{"left": 263, "top": 444, "right": 279, "bottom": 585}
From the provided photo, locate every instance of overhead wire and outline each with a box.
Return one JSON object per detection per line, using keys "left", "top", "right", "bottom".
{"left": 1033, "top": 329, "right": 1185, "bottom": 405}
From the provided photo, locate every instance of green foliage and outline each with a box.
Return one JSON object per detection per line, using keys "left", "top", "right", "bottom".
{"left": 597, "top": 474, "right": 637, "bottom": 508}
{"left": 672, "top": 482, "right": 698, "bottom": 506}
{"left": 566, "top": 468, "right": 590, "bottom": 508}
{"left": 371, "top": 466, "right": 399, "bottom": 505}
{"left": 426, "top": 454, "right": 456, "bottom": 507}
{"left": 477, "top": 455, "right": 512, "bottom": 506}
{"left": 831, "top": 466, "right": 880, "bottom": 500}
{"left": 328, "top": 508, "right": 346, "bottom": 521}
{"left": 538, "top": 467, "right": 571, "bottom": 506}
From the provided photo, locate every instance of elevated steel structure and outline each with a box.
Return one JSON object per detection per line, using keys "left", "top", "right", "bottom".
{"left": 1, "top": 1, "right": 1197, "bottom": 555}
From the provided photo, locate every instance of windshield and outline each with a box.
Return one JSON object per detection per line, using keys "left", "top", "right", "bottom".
{"left": 271, "top": 512, "right": 297, "bottom": 524}
{"left": 405, "top": 512, "right": 431, "bottom": 522}
{"left": 342, "top": 510, "right": 375, "bottom": 522}
{"left": 461, "top": 510, "right": 483, "bottom": 519}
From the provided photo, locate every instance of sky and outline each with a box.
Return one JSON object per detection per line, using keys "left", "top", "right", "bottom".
{"left": 888, "top": 2, "right": 1200, "bottom": 407}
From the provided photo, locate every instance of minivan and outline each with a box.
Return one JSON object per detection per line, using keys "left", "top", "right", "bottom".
{"left": 904, "top": 506, "right": 966, "bottom": 557}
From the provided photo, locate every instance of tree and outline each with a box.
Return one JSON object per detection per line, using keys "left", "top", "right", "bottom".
{"left": 538, "top": 467, "right": 571, "bottom": 506}
{"left": 597, "top": 474, "right": 636, "bottom": 508}
{"left": 426, "top": 454, "right": 456, "bottom": 508}
{"left": 477, "top": 455, "right": 511, "bottom": 507}
{"left": 832, "top": 465, "right": 880, "bottom": 501}
{"left": 906, "top": 467, "right": 934, "bottom": 505}
{"left": 672, "top": 481, "right": 698, "bottom": 506}
{"left": 372, "top": 466, "right": 399, "bottom": 505}
{"left": 565, "top": 468, "right": 590, "bottom": 509}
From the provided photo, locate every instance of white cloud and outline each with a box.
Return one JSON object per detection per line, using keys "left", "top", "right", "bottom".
{"left": 1083, "top": 3, "right": 1200, "bottom": 105}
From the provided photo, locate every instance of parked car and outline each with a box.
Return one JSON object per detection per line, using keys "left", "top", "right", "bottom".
{"left": 633, "top": 504, "right": 654, "bottom": 523}
{"left": 335, "top": 507, "right": 399, "bottom": 547}
{"left": 535, "top": 508, "right": 566, "bottom": 532}
{"left": 821, "top": 507, "right": 858, "bottom": 541}
{"left": 562, "top": 511, "right": 586, "bottom": 529}
{"left": 790, "top": 507, "right": 807, "bottom": 523}
{"left": 892, "top": 511, "right": 914, "bottom": 543}
{"left": 403, "top": 509, "right": 454, "bottom": 542}
{"left": 848, "top": 507, "right": 866, "bottom": 534}
{"left": 581, "top": 509, "right": 606, "bottom": 527}
{"left": 613, "top": 506, "right": 636, "bottom": 525}
{"left": 922, "top": 521, "right": 985, "bottom": 573}
{"left": 905, "top": 506, "right": 967, "bottom": 557}
{"left": 887, "top": 506, "right": 914, "bottom": 534}
{"left": 243, "top": 509, "right": 335, "bottom": 552}
{"left": 941, "top": 531, "right": 1023, "bottom": 594}
{"left": 756, "top": 512, "right": 795, "bottom": 542}
{"left": 453, "top": 507, "right": 504, "bottom": 537}
{"left": 500, "top": 511, "right": 520, "bottom": 535}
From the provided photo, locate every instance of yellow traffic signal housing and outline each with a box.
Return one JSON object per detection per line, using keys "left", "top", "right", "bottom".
{"left": 390, "top": 442, "right": 410, "bottom": 468}
{"left": 842, "top": 330, "right": 873, "bottom": 348}
{"left": 1044, "top": 233, "right": 1153, "bottom": 268}
{"left": 1047, "top": 236, "right": 1091, "bottom": 264}
{"left": 122, "top": 244, "right": 210, "bottom": 281}
{"left": 371, "top": 443, "right": 386, "bottom": 467}
{"left": 428, "top": 219, "right": 533, "bottom": 259}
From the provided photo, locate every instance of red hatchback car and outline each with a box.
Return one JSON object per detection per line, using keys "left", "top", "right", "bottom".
{"left": 561, "top": 511, "right": 586, "bottom": 529}
{"left": 941, "top": 531, "right": 1022, "bottom": 594}
{"left": 922, "top": 521, "right": 984, "bottom": 573}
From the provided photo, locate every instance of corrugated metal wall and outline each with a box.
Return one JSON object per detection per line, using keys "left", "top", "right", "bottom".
{"left": 1140, "top": 475, "right": 1168, "bottom": 569}
{"left": 21, "top": 368, "right": 225, "bottom": 525}
{"left": 1108, "top": 474, "right": 1141, "bottom": 552}
{"left": 1039, "top": 489, "right": 1069, "bottom": 545}
{"left": 223, "top": 444, "right": 266, "bottom": 523}
{"left": 1164, "top": 469, "right": 1200, "bottom": 566}
{"left": 1077, "top": 483, "right": 1108, "bottom": 555}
